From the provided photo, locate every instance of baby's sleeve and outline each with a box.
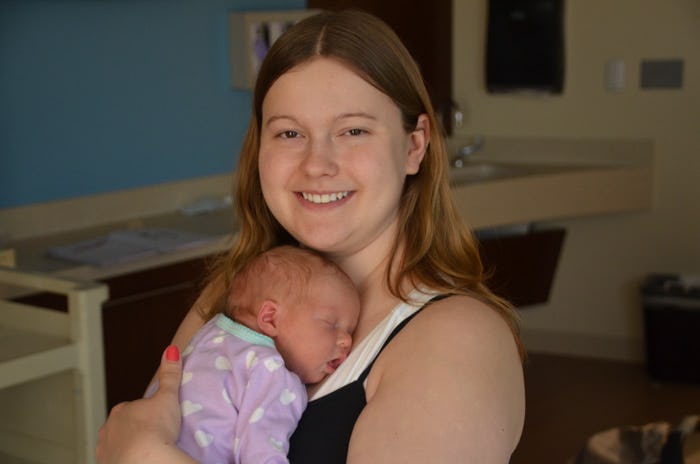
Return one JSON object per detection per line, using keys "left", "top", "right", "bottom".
{"left": 234, "top": 351, "right": 307, "bottom": 464}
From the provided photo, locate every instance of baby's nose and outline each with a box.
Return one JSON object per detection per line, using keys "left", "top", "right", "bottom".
{"left": 338, "top": 332, "right": 352, "bottom": 352}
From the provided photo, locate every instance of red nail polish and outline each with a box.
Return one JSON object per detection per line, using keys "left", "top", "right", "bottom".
{"left": 165, "top": 345, "right": 180, "bottom": 362}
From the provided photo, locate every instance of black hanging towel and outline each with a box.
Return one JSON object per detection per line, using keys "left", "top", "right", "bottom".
{"left": 485, "top": 0, "right": 565, "bottom": 94}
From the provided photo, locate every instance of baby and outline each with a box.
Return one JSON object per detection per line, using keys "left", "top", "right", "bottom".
{"left": 175, "top": 245, "right": 360, "bottom": 463}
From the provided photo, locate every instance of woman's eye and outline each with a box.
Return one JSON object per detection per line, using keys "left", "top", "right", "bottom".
{"left": 346, "top": 128, "right": 365, "bottom": 136}
{"left": 279, "top": 130, "right": 299, "bottom": 139}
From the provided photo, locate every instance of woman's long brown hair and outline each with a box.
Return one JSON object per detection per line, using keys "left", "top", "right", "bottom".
{"left": 205, "top": 10, "right": 524, "bottom": 360}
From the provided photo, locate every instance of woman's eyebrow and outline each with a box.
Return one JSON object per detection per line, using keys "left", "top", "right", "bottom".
{"left": 337, "top": 112, "right": 376, "bottom": 121}
{"left": 264, "top": 112, "right": 376, "bottom": 128}
{"left": 264, "top": 115, "right": 297, "bottom": 127}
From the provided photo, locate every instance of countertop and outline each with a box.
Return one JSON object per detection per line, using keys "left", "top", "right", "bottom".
{"left": 2, "top": 136, "right": 654, "bottom": 282}
{"left": 8, "top": 208, "right": 236, "bottom": 282}
{"left": 448, "top": 136, "right": 653, "bottom": 229}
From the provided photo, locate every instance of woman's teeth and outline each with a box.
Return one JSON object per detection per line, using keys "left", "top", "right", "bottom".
{"left": 302, "top": 191, "right": 349, "bottom": 204}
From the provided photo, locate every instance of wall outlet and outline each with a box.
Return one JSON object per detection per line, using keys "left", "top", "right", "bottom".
{"left": 605, "top": 59, "right": 625, "bottom": 92}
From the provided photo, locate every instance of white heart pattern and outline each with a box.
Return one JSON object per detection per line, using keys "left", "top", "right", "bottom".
{"left": 181, "top": 400, "right": 203, "bottom": 417}
{"left": 269, "top": 436, "right": 284, "bottom": 452}
{"left": 181, "top": 371, "right": 193, "bottom": 385}
{"left": 194, "top": 430, "right": 214, "bottom": 448}
{"left": 212, "top": 335, "right": 226, "bottom": 344}
{"left": 246, "top": 350, "right": 258, "bottom": 369}
{"left": 215, "top": 356, "right": 231, "bottom": 370}
{"left": 279, "top": 389, "right": 296, "bottom": 405}
{"left": 249, "top": 407, "right": 264, "bottom": 424}
{"left": 264, "top": 358, "right": 283, "bottom": 372}
{"left": 222, "top": 388, "right": 232, "bottom": 405}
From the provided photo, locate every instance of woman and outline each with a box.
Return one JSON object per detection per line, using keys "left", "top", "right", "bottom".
{"left": 97, "top": 10, "right": 525, "bottom": 463}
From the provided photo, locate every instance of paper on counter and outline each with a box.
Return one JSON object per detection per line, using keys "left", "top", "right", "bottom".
{"left": 47, "top": 228, "right": 217, "bottom": 267}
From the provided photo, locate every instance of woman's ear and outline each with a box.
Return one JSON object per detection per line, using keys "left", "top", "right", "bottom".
{"left": 257, "top": 300, "right": 279, "bottom": 337}
{"left": 406, "top": 113, "right": 430, "bottom": 175}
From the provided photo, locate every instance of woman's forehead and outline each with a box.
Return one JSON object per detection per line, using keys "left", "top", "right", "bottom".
{"left": 261, "top": 58, "right": 398, "bottom": 124}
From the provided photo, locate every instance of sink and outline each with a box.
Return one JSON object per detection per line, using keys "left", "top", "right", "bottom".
{"left": 449, "top": 162, "right": 532, "bottom": 185}
{"left": 448, "top": 160, "right": 597, "bottom": 186}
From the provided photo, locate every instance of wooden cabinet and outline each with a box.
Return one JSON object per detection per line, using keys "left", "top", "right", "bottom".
{"left": 479, "top": 228, "right": 566, "bottom": 308}
{"left": 100, "top": 257, "right": 214, "bottom": 409}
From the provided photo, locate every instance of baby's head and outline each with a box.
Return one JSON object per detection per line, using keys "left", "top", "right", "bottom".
{"left": 228, "top": 245, "right": 360, "bottom": 384}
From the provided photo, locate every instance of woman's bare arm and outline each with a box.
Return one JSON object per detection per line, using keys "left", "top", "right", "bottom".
{"left": 347, "top": 296, "right": 525, "bottom": 463}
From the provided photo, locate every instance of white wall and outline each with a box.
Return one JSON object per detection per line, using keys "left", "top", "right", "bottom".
{"left": 453, "top": 0, "right": 700, "bottom": 360}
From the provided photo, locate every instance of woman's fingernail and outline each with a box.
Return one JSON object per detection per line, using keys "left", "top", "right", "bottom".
{"left": 165, "top": 345, "right": 180, "bottom": 362}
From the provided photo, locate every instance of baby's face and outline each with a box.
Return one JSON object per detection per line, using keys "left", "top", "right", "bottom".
{"left": 274, "top": 273, "right": 360, "bottom": 384}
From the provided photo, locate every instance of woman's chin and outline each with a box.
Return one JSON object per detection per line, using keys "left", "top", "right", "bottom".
{"left": 291, "top": 230, "right": 350, "bottom": 254}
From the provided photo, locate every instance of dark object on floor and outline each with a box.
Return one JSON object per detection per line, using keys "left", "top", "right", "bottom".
{"left": 642, "top": 274, "right": 700, "bottom": 383}
{"left": 573, "top": 416, "right": 700, "bottom": 463}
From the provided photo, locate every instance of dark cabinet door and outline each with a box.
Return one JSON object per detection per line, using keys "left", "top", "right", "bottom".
{"left": 101, "top": 281, "right": 196, "bottom": 409}
{"left": 306, "top": 0, "right": 454, "bottom": 133}
{"left": 101, "top": 257, "right": 213, "bottom": 410}
{"left": 479, "top": 228, "right": 566, "bottom": 307}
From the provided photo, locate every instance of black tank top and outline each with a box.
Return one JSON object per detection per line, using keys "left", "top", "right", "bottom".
{"left": 288, "top": 295, "right": 448, "bottom": 463}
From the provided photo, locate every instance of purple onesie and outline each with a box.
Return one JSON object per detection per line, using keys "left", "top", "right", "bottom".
{"left": 177, "top": 313, "right": 307, "bottom": 463}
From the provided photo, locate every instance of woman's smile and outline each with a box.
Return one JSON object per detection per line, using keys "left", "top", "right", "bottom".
{"left": 300, "top": 191, "right": 351, "bottom": 205}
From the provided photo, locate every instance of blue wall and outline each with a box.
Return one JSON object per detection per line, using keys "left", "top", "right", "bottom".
{"left": 0, "top": 0, "right": 305, "bottom": 209}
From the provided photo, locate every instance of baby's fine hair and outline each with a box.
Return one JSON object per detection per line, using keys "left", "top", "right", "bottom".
{"left": 227, "top": 245, "right": 352, "bottom": 319}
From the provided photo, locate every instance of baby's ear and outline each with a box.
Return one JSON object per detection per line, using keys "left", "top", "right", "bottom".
{"left": 257, "top": 300, "right": 279, "bottom": 337}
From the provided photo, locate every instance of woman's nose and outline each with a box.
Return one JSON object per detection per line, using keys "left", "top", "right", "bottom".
{"left": 301, "top": 137, "right": 338, "bottom": 177}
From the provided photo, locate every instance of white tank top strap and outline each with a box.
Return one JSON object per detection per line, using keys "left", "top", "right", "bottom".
{"left": 310, "top": 288, "right": 439, "bottom": 401}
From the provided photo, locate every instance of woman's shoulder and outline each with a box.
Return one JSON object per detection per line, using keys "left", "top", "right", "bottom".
{"left": 409, "top": 293, "right": 519, "bottom": 348}
{"left": 354, "top": 294, "right": 526, "bottom": 461}
{"left": 370, "top": 292, "right": 524, "bottom": 388}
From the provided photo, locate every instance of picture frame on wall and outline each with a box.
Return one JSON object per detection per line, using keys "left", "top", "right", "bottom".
{"left": 229, "top": 10, "right": 318, "bottom": 89}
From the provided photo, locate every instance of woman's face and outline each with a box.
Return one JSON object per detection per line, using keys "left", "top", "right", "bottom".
{"left": 258, "top": 57, "right": 427, "bottom": 260}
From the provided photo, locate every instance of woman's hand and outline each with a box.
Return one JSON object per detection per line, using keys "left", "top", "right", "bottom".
{"left": 96, "top": 345, "right": 195, "bottom": 464}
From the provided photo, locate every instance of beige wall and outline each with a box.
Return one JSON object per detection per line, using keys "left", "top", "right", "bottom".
{"left": 453, "top": 0, "right": 700, "bottom": 360}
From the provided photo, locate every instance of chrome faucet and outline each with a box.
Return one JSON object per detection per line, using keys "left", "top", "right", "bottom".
{"left": 451, "top": 135, "right": 485, "bottom": 168}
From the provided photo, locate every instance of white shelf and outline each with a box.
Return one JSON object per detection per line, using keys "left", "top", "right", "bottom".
{"left": 0, "top": 267, "right": 108, "bottom": 463}
{"left": 0, "top": 326, "right": 67, "bottom": 364}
